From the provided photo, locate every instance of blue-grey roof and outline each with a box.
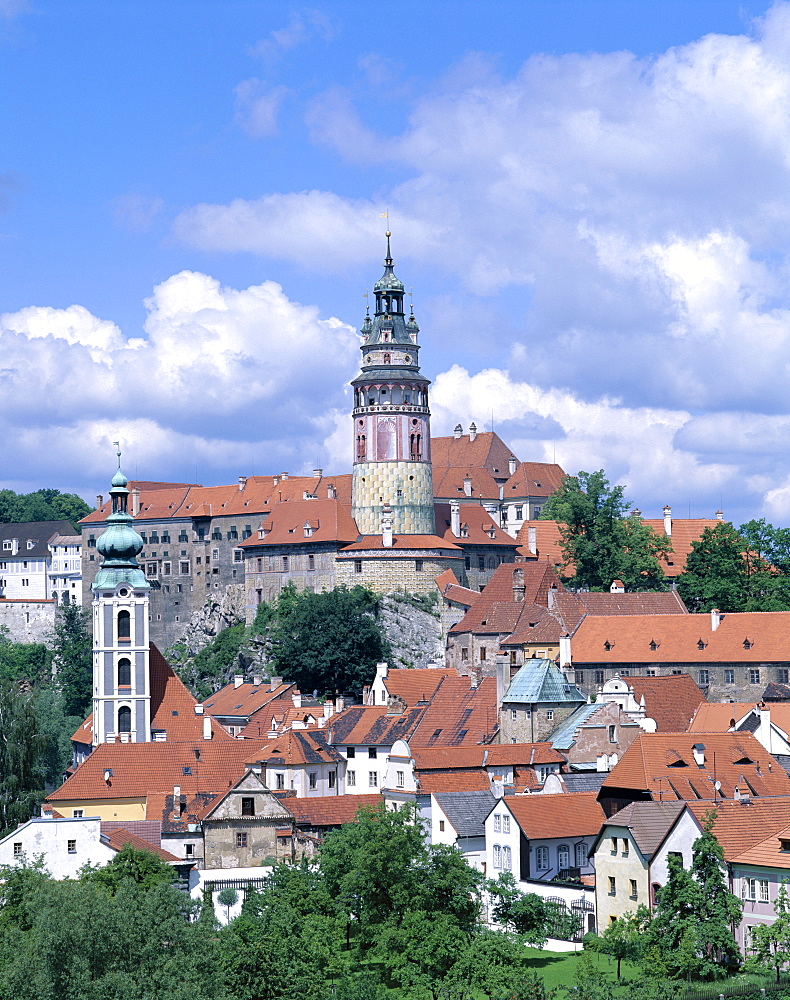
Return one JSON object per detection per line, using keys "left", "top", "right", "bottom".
{"left": 502, "top": 659, "right": 586, "bottom": 706}
{"left": 433, "top": 790, "right": 496, "bottom": 838}
{"left": 550, "top": 703, "right": 600, "bottom": 750}
{"left": 560, "top": 772, "right": 607, "bottom": 793}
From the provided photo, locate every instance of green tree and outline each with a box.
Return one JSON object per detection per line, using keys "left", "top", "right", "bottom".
{"left": 690, "top": 812, "right": 742, "bottom": 978}
{"left": 51, "top": 603, "right": 92, "bottom": 717}
{"left": 541, "top": 470, "right": 671, "bottom": 591}
{"left": 81, "top": 842, "right": 176, "bottom": 894}
{"left": 644, "top": 853, "right": 701, "bottom": 977}
{"left": 0, "top": 488, "right": 91, "bottom": 530}
{"left": 176, "top": 622, "right": 246, "bottom": 700}
{"left": 0, "top": 628, "right": 51, "bottom": 686}
{"left": 487, "top": 872, "right": 577, "bottom": 945}
{"left": 747, "top": 880, "right": 790, "bottom": 982}
{"left": 0, "top": 682, "right": 47, "bottom": 834}
{"left": 262, "top": 584, "right": 391, "bottom": 696}
{"left": 32, "top": 687, "right": 82, "bottom": 787}
{"left": 217, "top": 887, "right": 239, "bottom": 923}
{"left": 585, "top": 907, "right": 648, "bottom": 978}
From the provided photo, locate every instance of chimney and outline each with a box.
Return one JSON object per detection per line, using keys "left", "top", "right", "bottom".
{"left": 376, "top": 662, "right": 388, "bottom": 681}
{"left": 512, "top": 568, "right": 525, "bottom": 603}
{"left": 238, "top": 476, "right": 247, "bottom": 492}
{"left": 463, "top": 475, "right": 473, "bottom": 497}
{"left": 663, "top": 505, "right": 672, "bottom": 536}
{"left": 292, "top": 690, "right": 302, "bottom": 709}
{"left": 273, "top": 476, "right": 279, "bottom": 486}
{"left": 193, "top": 704, "right": 204, "bottom": 715}
{"left": 453, "top": 423, "right": 462, "bottom": 439}
{"left": 382, "top": 503, "right": 393, "bottom": 548}
{"left": 469, "top": 421, "right": 477, "bottom": 442}
{"left": 203, "top": 716, "right": 213, "bottom": 739}
{"left": 711, "top": 608, "right": 722, "bottom": 631}
{"left": 559, "top": 634, "right": 572, "bottom": 666}
{"left": 270, "top": 677, "right": 283, "bottom": 688}
{"left": 548, "top": 584, "right": 557, "bottom": 610}
{"left": 323, "top": 701, "right": 333, "bottom": 720}
{"left": 692, "top": 743, "right": 705, "bottom": 766}
{"left": 281, "top": 472, "right": 289, "bottom": 480}
{"left": 335, "top": 695, "right": 345, "bottom": 713}
{"left": 313, "top": 468, "right": 322, "bottom": 478}
{"left": 508, "top": 456, "right": 517, "bottom": 476}
{"left": 450, "top": 500, "right": 461, "bottom": 536}
{"left": 96, "top": 494, "right": 103, "bottom": 508}
{"left": 716, "top": 509, "right": 724, "bottom": 520}
{"left": 234, "top": 675, "right": 243, "bottom": 688}
{"left": 328, "top": 484, "right": 337, "bottom": 500}
{"left": 496, "top": 652, "right": 508, "bottom": 707}
{"left": 527, "top": 525, "right": 537, "bottom": 554}
{"left": 132, "top": 487, "right": 141, "bottom": 516}
{"left": 253, "top": 675, "right": 262, "bottom": 686}
{"left": 173, "top": 785, "right": 180, "bottom": 801}
{"left": 631, "top": 508, "right": 642, "bottom": 518}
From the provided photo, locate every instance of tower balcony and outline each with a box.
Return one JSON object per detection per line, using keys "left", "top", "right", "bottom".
{"left": 352, "top": 404, "right": 430, "bottom": 416}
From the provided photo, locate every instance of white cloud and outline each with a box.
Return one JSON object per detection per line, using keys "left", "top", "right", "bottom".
{"left": 234, "top": 79, "right": 290, "bottom": 137}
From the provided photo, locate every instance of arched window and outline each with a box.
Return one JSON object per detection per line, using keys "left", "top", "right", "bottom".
{"left": 118, "top": 658, "right": 131, "bottom": 687}
{"left": 118, "top": 706, "right": 132, "bottom": 733}
{"left": 558, "top": 844, "right": 570, "bottom": 871}
{"left": 651, "top": 883, "right": 662, "bottom": 907}
{"left": 575, "top": 842, "right": 588, "bottom": 867}
{"left": 383, "top": 353, "right": 391, "bottom": 364}
{"left": 117, "top": 610, "right": 131, "bottom": 641}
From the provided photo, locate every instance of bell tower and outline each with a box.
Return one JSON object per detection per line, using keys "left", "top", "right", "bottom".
{"left": 91, "top": 447, "right": 152, "bottom": 745}
{"left": 351, "top": 234, "right": 435, "bottom": 535}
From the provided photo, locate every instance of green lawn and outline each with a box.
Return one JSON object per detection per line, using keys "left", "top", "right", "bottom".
{"left": 521, "top": 946, "right": 641, "bottom": 990}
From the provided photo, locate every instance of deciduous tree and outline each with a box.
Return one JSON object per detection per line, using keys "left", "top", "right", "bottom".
{"left": 50, "top": 603, "right": 92, "bottom": 717}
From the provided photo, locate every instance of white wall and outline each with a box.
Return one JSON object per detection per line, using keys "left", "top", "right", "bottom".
{"left": 190, "top": 865, "right": 274, "bottom": 925}
{"left": 0, "top": 817, "right": 115, "bottom": 878}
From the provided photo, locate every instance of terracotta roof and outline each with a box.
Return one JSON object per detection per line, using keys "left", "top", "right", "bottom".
{"left": 431, "top": 431, "right": 516, "bottom": 480}
{"left": 326, "top": 705, "right": 427, "bottom": 746}
{"left": 434, "top": 503, "right": 519, "bottom": 548}
{"left": 286, "top": 794, "right": 381, "bottom": 828}
{"left": 49, "top": 740, "right": 257, "bottom": 806}
{"left": 239, "top": 705, "right": 322, "bottom": 741}
{"left": 412, "top": 743, "right": 565, "bottom": 771}
{"left": 507, "top": 792, "right": 606, "bottom": 839}
{"left": 450, "top": 561, "right": 565, "bottom": 637}
{"left": 571, "top": 611, "right": 790, "bottom": 664}
{"left": 80, "top": 474, "right": 353, "bottom": 526}
{"left": 502, "top": 462, "right": 566, "bottom": 499}
{"left": 626, "top": 675, "right": 706, "bottom": 733}
{"left": 730, "top": 821, "right": 790, "bottom": 867}
{"left": 409, "top": 676, "right": 499, "bottom": 747}
{"left": 202, "top": 680, "right": 294, "bottom": 719}
{"left": 687, "top": 797, "right": 790, "bottom": 861}
{"left": 71, "top": 645, "right": 232, "bottom": 744}
{"left": 246, "top": 730, "right": 344, "bottom": 767}
{"left": 101, "top": 825, "right": 182, "bottom": 865}
{"left": 381, "top": 669, "right": 455, "bottom": 707}
{"left": 435, "top": 569, "right": 479, "bottom": 607}
{"left": 689, "top": 703, "right": 759, "bottom": 733}
{"left": 338, "top": 534, "right": 462, "bottom": 553}
{"left": 601, "top": 732, "right": 790, "bottom": 801}
{"left": 432, "top": 467, "right": 502, "bottom": 501}
{"left": 574, "top": 591, "right": 688, "bottom": 616}
{"left": 100, "top": 819, "right": 162, "bottom": 848}
{"left": 238, "top": 498, "right": 359, "bottom": 548}
{"left": 417, "top": 768, "right": 493, "bottom": 793}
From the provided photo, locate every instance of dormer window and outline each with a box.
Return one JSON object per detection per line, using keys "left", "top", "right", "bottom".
{"left": 743, "top": 638, "right": 753, "bottom": 649}
{"left": 697, "top": 639, "right": 706, "bottom": 650}
{"left": 603, "top": 640, "right": 613, "bottom": 651}
{"left": 26, "top": 540, "right": 35, "bottom": 550}
{"left": 649, "top": 640, "right": 659, "bottom": 651}
{"left": 303, "top": 522, "right": 313, "bottom": 537}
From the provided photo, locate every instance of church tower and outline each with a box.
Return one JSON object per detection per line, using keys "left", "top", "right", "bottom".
{"left": 91, "top": 449, "right": 152, "bottom": 745}
{"left": 351, "top": 234, "right": 435, "bottom": 535}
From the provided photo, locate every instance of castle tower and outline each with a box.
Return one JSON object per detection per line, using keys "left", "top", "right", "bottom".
{"left": 351, "top": 234, "right": 435, "bottom": 535}
{"left": 91, "top": 448, "right": 152, "bottom": 745}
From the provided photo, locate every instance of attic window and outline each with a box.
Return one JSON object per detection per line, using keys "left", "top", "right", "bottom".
{"left": 481, "top": 620, "right": 487, "bottom": 626}
{"left": 649, "top": 640, "right": 659, "bottom": 651}
{"left": 697, "top": 639, "right": 706, "bottom": 650}
{"left": 743, "top": 639, "right": 753, "bottom": 649}
{"left": 603, "top": 640, "right": 613, "bottom": 651}
{"left": 172, "top": 710, "right": 179, "bottom": 716}
{"left": 781, "top": 839, "right": 790, "bottom": 852}
{"left": 432, "top": 729, "right": 442, "bottom": 738}
{"left": 182, "top": 766, "right": 192, "bottom": 775}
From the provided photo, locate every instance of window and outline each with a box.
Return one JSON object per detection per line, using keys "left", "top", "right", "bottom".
{"left": 461, "top": 648, "right": 469, "bottom": 662}
{"left": 72, "top": 809, "right": 83, "bottom": 818}
{"left": 368, "top": 747, "right": 377, "bottom": 759}
{"left": 118, "top": 658, "right": 131, "bottom": 687}
{"left": 503, "top": 846, "right": 512, "bottom": 870}
{"left": 276, "top": 773, "right": 285, "bottom": 790}
{"left": 118, "top": 706, "right": 131, "bottom": 733}
{"left": 346, "top": 746, "right": 355, "bottom": 758}
{"left": 749, "top": 669, "right": 761, "bottom": 684}
{"left": 546, "top": 710, "right": 554, "bottom": 721}
{"left": 439, "top": 820, "right": 445, "bottom": 832}
{"left": 779, "top": 669, "right": 790, "bottom": 684}
{"left": 698, "top": 670, "right": 709, "bottom": 685}
{"left": 308, "top": 554, "right": 315, "bottom": 571}
{"left": 558, "top": 844, "right": 570, "bottom": 870}
{"left": 611, "top": 838, "right": 618, "bottom": 854}
{"left": 514, "top": 505, "right": 523, "bottom": 519}
{"left": 536, "top": 847, "right": 549, "bottom": 870}
{"left": 180, "top": 561, "right": 189, "bottom": 574}
{"left": 575, "top": 670, "right": 585, "bottom": 686}
{"left": 236, "top": 833, "right": 247, "bottom": 848}
{"left": 415, "top": 559, "right": 424, "bottom": 572}
{"left": 761, "top": 880, "right": 770, "bottom": 902}
{"left": 725, "top": 669, "right": 735, "bottom": 684}
{"left": 480, "top": 647, "right": 487, "bottom": 661}
{"left": 575, "top": 842, "right": 587, "bottom": 867}
{"left": 595, "top": 670, "right": 605, "bottom": 685}
{"left": 629, "top": 879, "right": 638, "bottom": 900}
{"left": 354, "top": 559, "right": 363, "bottom": 574}
{"left": 608, "top": 876, "right": 616, "bottom": 896}
{"left": 493, "top": 845, "right": 502, "bottom": 869}
{"left": 12, "top": 843, "right": 21, "bottom": 856}
{"left": 510, "top": 708, "right": 517, "bottom": 720}
{"left": 622, "top": 840, "right": 629, "bottom": 857}
{"left": 65, "top": 839, "right": 77, "bottom": 854}
{"left": 369, "top": 772, "right": 378, "bottom": 787}
{"left": 117, "top": 609, "right": 131, "bottom": 641}
{"left": 241, "top": 797, "right": 255, "bottom": 817}
{"left": 478, "top": 556, "right": 485, "bottom": 572}
{"left": 494, "top": 814, "right": 501, "bottom": 832}
{"left": 308, "top": 772, "right": 317, "bottom": 790}
{"left": 347, "top": 771, "right": 356, "bottom": 786}
{"left": 163, "top": 562, "right": 171, "bottom": 576}
{"left": 396, "top": 771, "right": 404, "bottom": 787}
{"left": 185, "top": 844, "right": 194, "bottom": 858}
{"left": 609, "top": 725, "right": 617, "bottom": 743}
{"left": 502, "top": 815, "right": 510, "bottom": 834}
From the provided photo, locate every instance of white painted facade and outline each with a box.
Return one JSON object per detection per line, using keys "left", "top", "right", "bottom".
{"left": 0, "top": 532, "right": 82, "bottom": 604}
{"left": 263, "top": 758, "right": 343, "bottom": 798}
{"left": 189, "top": 865, "right": 274, "bottom": 925}
{"left": 0, "top": 817, "right": 115, "bottom": 878}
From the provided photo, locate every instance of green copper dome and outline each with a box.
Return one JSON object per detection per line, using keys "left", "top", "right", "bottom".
{"left": 373, "top": 231, "right": 405, "bottom": 293}
{"left": 93, "top": 449, "right": 149, "bottom": 591}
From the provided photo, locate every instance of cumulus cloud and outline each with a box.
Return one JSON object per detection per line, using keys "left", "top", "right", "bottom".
{"left": 0, "top": 273, "right": 359, "bottom": 494}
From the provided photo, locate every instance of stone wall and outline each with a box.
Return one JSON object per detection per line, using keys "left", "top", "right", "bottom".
{"left": 336, "top": 552, "right": 463, "bottom": 596}
{"left": 0, "top": 600, "right": 55, "bottom": 644}
{"left": 378, "top": 593, "right": 444, "bottom": 669}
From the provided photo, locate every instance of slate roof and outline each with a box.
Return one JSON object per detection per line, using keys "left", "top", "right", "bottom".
{"left": 549, "top": 704, "right": 601, "bottom": 750}
{"left": 434, "top": 790, "right": 497, "bottom": 837}
{"left": 571, "top": 611, "right": 790, "bottom": 664}
{"left": 601, "top": 732, "right": 790, "bottom": 801}
{"left": 506, "top": 792, "right": 606, "bottom": 840}
{"left": 0, "top": 519, "right": 77, "bottom": 557}
{"left": 600, "top": 801, "right": 691, "bottom": 859}
{"left": 503, "top": 660, "right": 586, "bottom": 705}
{"left": 626, "top": 675, "right": 706, "bottom": 733}
{"left": 559, "top": 772, "right": 608, "bottom": 793}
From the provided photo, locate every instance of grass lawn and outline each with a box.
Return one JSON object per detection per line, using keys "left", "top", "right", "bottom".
{"left": 521, "top": 946, "right": 642, "bottom": 990}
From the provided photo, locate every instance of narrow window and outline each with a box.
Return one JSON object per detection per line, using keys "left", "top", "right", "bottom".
{"left": 118, "top": 706, "right": 132, "bottom": 733}
{"left": 608, "top": 876, "right": 616, "bottom": 896}
{"left": 630, "top": 879, "right": 638, "bottom": 899}
{"left": 118, "top": 658, "right": 131, "bottom": 687}
{"left": 536, "top": 847, "right": 549, "bottom": 870}
{"left": 68, "top": 840, "right": 77, "bottom": 854}
{"left": 328, "top": 771, "right": 336, "bottom": 788}
{"left": 12, "top": 843, "right": 21, "bottom": 856}
{"left": 308, "top": 772, "right": 317, "bottom": 790}
{"left": 241, "top": 797, "right": 255, "bottom": 817}
{"left": 369, "top": 772, "right": 378, "bottom": 787}
{"left": 493, "top": 845, "right": 502, "bottom": 869}
{"left": 117, "top": 609, "right": 131, "bottom": 641}
{"left": 276, "top": 773, "right": 285, "bottom": 790}
{"left": 236, "top": 832, "right": 247, "bottom": 848}
{"left": 347, "top": 770, "right": 356, "bottom": 786}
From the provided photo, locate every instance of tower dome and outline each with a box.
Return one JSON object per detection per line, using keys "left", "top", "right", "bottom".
{"left": 93, "top": 447, "right": 148, "bottom": 591}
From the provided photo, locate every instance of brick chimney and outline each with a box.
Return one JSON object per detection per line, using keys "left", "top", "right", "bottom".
{"left": 132, "top": 487, "right": 141, "bottom": 516}
{"left": 382, "top": 503, "right": 393, "bottom": 548}
{"left": 508, "top": 456, "right": 517, "bottom": 476}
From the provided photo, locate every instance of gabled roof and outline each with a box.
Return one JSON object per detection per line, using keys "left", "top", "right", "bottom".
{"left": 432, "top": 467, "right": 503, "bottom": 501}
{"left": 412, "top": 743, "right": 565, "bottom": 771}
{"left": 549, "top": 704, "right": 604, "bottom": 750}
{"left": 431, "top": 431, "right": 516, "bottom": 481}
{"left": 599, "top": 801, "right": 691, "bottom": 859}
{"left": 202, "top": 680, "right": 294, "bottom": 719}
{"left": 689, "top": 703, "right": 757, "bottom": 733}
{"left": 380, "top": 668, "right": 455, "bottom": 707}
{"left": 502, "top": 462, "right": 566, "bottom": 500}
{"left": 626, "top": 675, "right": 706, "bottom": 733}
{"left": 434, "top": 790, "right": 497, "bottom": 837}
{"left": 80, "top": 474, "right": 353, "bottom": 525}
{"left": 237, "top": 498, "right": 359, "bottom": 548}
{"left": 505, "top": 792, "right": 606, "bottom": 840}
{"left": 417, "top": 768, "right": 492, "bottom": 793}
{"left": 247, "top": 730, "right": 344, "bottom": 767}
{"left": 503, "top": 660, "right": 586, "bottom": 705}
{"left": 326, "top": 705, "right": 427, "bottom": 746}
{"left": 435, "top": 569, "right": 479, "bottom": 607}
{"left": 239, "top": 704, "right": 322, "bottom": 741}
{"left": 601, "top": 732, "right": 790, "bottom": 801}
{"left": 286, "top": 794, "right": 382, "bottom": 829}
{"left": 409, "top": 676, "right": 499, "bottom": 747}
{"left": 450, "top": 561, "right": 565, "bottom": 637}
{"left": 575, "top": 591, "right": 688, "bottom": 615}
{"left": 571, "top": 611, "right": 790, "bottom": 664}
{"left": 730, "top": 821, "right": 790, "bottom": 867}
{"left": 687, "top": 797, "right": 790, "bottom": 861}
{"left": 100, "top": 825, "right": 183, "bottom": 865}
{"left": 434, "top": 503, "right": 518, "bottom": 548}
{"left": 0, "top": 519, "right": 77, "bottom": 557}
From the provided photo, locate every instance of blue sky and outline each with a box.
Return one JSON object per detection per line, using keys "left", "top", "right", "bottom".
{"left": 2, "top": 0, "right": 789, "bottom": 527}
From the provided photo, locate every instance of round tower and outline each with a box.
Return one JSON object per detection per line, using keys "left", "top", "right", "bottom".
{"left": 91, "top": 447, "right": 152, "bottom": 745}
{"left": 351, "top": 234, "right": 435, "bottom": 535}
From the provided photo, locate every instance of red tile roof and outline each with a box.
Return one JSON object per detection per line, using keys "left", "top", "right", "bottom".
{"left": 689, "top": 703, "right": 758, "bottom": 732}
{"left": 502, "top": 463, "right": 566, "bottom": 500}
{"left": 412, "top": 743, "right": 565, "bottom": 771}
{"left": 101, "top": 825, "right": 182, "bottom": 865}
{"left": 574, "top": 591, "right": 688, "bottom": 615}
{"left": 687, "top": 797, "right": 790, "bottom": 861}
{"left": 245, "top": 730, "right": 344, "bottom": 767}
{"left": 431, "top": 432, "right": 516, "bottom": 480}
{"left": 507, "top": 792, "right": 606, "bottom": 839}
{"left": 417, "top": 769, "right": 493, "bottom": 793}
{"left": 410, "top": 676, "right": 499, "bottom": 747}
{"left": 381, "top": 669, "right": 455, "bottom": 707}
{"left": 602, "top": 732, "right": 790, "bottom": 802}
{"left": 626, "top": 675, "right": 706, "bottom": 733}
{"left": 239, "top": 705, "right": 323, "bottom": 741}
{"left": 434, "top": 503, "right": 518, "bottom": 548}
{"left": 238, "top": 498, "right": 359, "bottom": 548}
{"left": 202, "top": 680, "right": 294, "bottom": 718}
{"left": 432, "top": 467, "right": 503, "bottom": 501}
{"left": 435, "top": 569, "right": 480, "bottom": 607}
{"left": 571, "top": 611, "right": 790, "bottom": 664}
{"left": 286, "top": 794, "right": 380, "bottom": 828}
{"left": 450, "top": 561, "right": 565, "bottom": 637}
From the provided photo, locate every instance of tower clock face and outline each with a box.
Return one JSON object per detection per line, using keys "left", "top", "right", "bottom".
{"left": 404, "top": 355, "right": 411, "bottom": 364}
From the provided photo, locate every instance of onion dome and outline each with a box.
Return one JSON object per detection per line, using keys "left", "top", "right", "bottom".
{"left": 373, "top": 232, "right": 405, "bottom": 294}
{"left": 93, "top": 446, "right": 149, "bottom": 591}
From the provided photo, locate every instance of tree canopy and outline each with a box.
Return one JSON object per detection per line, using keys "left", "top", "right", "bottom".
{"left": 50, "top": 604, "right": 92, "bottom": 718}
{"left": 541, "top": 470, "right": 671, "bottom": 591}
{"left": 0, "top": 488, "right": 91, "bottom": 530}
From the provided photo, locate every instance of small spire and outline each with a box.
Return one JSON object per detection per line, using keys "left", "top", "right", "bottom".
{"left": 384, "top": 230, "right": 393, "bottom": 266}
